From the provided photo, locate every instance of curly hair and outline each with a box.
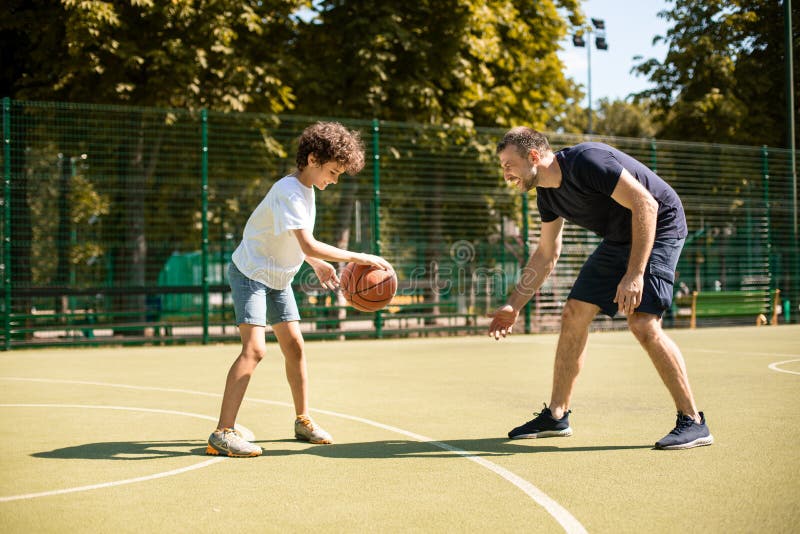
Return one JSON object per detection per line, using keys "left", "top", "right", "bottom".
{"left": 496, "top": 127, "right": 551, "bottom": 158}
{"left": 295, "top": 122, "right": 366, "bottom": 175}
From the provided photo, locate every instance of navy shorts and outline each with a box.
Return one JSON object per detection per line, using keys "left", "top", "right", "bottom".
{"left": 228, "top": 262, "right": 301, "bottom": 326}
{"left": 568, "top": 237, "right": 685, "bottom": 318}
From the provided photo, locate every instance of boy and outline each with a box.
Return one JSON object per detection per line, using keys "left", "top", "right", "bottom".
{"left": 206, "top": 122, "right": 391, "bottom": 457}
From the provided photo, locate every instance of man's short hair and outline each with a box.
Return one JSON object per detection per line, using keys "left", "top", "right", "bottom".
{"left": 296, "top": 122, "right": 365, "bottom": 175}
{"left": 496, "top": 127, "right": 551, "bottom": 158}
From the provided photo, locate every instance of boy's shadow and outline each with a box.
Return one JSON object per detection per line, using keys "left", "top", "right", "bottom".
{"left": 32, "top": 438, "right": 652, "bottom": 461}
{"left": 33, "top": 440, "right": 205, "bottom": 460}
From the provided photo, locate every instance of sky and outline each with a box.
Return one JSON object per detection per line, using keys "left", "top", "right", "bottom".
{"left": 558, "top": 0, "right": 671, "bottom": 105}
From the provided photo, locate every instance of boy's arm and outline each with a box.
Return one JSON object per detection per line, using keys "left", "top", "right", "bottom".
{"left": 292, "top": 229, "right": 392, "bottom": 270}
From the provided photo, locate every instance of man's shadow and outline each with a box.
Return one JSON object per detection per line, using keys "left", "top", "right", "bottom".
{"left": 32, "top": 438, "right": 652, "bottom": 461}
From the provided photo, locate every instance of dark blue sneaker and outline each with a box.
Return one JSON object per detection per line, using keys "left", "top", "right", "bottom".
{"left": 655, "top": 411, "right": 714, "bottom": 450}
{"left": 508, "top": 404, "right": 573, "bottom": 439}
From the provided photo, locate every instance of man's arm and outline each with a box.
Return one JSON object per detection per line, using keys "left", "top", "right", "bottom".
{"left": 507, "top": 218, "right": 564, "bottom": 310}
{"left": 488, "top": 217, "right": 563, "bottom": 339}
{"left": 610, "top": 169, "right": 658, "bottom": 314}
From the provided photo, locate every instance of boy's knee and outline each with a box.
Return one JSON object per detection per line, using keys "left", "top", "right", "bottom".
{"left": 282, "top": 337, "right": 304, "bottom": 360}
{"left": 241, "top": 344, "right": 267, "bottom": 362}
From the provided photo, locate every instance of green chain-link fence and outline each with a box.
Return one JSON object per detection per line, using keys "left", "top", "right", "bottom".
{"left": 1, "top": 99, "right": 797, "bottom": 349}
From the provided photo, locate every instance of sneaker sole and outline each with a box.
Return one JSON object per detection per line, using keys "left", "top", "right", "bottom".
{"left": 509, "top": 428, "right": 573, "bottom": 439}
{"left": 655, "top": 434, "right": 714, "bottom": 450}
{"left": 294, "top": 433, "right": 333, "bottom": 445}
{"left": 205, "top": 443, "right": 262, "bottom": 457}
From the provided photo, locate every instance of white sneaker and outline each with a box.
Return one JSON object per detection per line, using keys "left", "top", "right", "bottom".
{"left": 206, "top": 428, "right": 262, "bottom": 457}
{"left": 294, "top": 415, "right": 333, "bottom": 444}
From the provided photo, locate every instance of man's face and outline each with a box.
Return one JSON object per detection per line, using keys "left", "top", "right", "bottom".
{"left": 498, "top": 146, "right": 538, "bottom": 192}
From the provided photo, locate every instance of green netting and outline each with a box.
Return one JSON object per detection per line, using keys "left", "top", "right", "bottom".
{"left": 1, "top": 99, "right": 797, "bottom": 349}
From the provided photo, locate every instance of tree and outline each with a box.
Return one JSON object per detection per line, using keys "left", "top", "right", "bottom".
{"left": 292, "top": 0, "right": 583, "bottom": 129}
{"left": 547, "top": 95, "right": 658, "bottom": 138}
{"left": 632, "top": 0, "right": 799, "bottom": 147}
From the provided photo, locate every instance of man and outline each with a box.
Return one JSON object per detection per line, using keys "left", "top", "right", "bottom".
{"left": 488, "top": 127, "right": 713, "bottom": 450}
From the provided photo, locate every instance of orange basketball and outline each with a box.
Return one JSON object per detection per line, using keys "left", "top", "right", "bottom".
{"left": 340, "top": 262, "right": 397, "bottom": 312}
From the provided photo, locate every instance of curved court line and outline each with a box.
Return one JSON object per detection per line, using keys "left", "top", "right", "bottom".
{"left": 768, "top": 359, "right": 800, "bottom": 375}
{"left": 0, "top": 404, "right": 243, "bottom": 503}
{"left": 1, "top": 377, "right": 587, "bottom": 534}
{"left": 589, "top": 342, "right": 800, "bottom": 359}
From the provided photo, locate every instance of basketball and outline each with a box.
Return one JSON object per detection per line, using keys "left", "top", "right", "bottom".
{"left": 340, "top": 262, "right": 397, "bottom": 312}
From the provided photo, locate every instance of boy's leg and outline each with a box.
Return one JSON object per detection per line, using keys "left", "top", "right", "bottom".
{"left": 272, "top": 320, "right": 333, "bottom": 444}
{"left": 272, "top": 320, "right": 307, "bottom": 416}
{"left": 627, "top": 312, "right": 698, "bottom": 419}
{"left": 549, "top": 298, "right": 599, "bottom": 418}
{"left": 216, "top": 324, "right": 267, "bottom": 430}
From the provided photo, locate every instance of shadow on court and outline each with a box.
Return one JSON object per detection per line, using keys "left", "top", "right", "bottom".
{"left": 32, "top": 440, "right": 205, "bottom": 460}
{"left": 256, "top": 438, "right": 653, "bottom": 458}
{"left": 31, "top": 438, "right": 652, "bottom": 461}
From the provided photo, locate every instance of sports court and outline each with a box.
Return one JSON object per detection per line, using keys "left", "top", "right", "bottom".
{"left": 2, "top": 325, "right": 798, "bottom": 533}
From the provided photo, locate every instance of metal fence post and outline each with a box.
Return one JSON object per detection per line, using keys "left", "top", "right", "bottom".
{"left": 201, "top": 109, "right": 209, "bottom": 344}
{"left": 522, "top": 192, "right": 531, "bottom": 334}
{"left": 371, "top": 119, "right": 383, "bottom": 338}
{"left": 2, "top": 98, "right": 11, "bottom": 350}
{"left": 650, "top": 138, "right": 658, "bottom": 173}
{"left": 761, "top": 145, "right": 774, "bottom": 319}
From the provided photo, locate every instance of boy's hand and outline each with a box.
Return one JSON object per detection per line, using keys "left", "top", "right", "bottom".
{"left": 487, "top": 304, "right": 519, "bottom": 340}
{"left": 311, "top": 260, "right": 340, "bottom": 291}
{"left": 357, "top": 253, "right": 393, "bottom": 271}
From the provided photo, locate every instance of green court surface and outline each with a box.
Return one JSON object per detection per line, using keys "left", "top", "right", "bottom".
{"left": 1, "top": 325, "right": 798, "bottom": 533}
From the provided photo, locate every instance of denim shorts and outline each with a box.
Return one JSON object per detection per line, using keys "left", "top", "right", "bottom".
{"left": 569, "top": 237, "right": 685, "bottom": 318}
{"left": 228, "top": 262, "right": 300, "bottom": 326}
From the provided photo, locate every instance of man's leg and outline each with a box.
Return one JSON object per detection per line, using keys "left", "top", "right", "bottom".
{"left": 549, "top": 299, "right": 600, "bottom": 419}
{"left": 627, "top": 312, "right": 699, "bottom": 421}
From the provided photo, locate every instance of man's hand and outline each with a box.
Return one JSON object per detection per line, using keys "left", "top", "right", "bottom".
{"left": 310, "top": 260, "right": 340, "bottom": 291}
{"left": 488, "top": 304, "right": 519, "bottom": 340}
{"left": 614, "top": 272, "right": 644, "bottom": 315}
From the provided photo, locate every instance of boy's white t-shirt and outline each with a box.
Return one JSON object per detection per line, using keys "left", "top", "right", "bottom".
{"left": 232, "top": 175, "right": 315, "bottom": 290}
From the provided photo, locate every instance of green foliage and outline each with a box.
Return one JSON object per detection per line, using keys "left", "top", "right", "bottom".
{"left": 3, "top": 0, "right": 305, "bottom": 113}
{"left": 632, "top": 0, "right": 799, "bottom": 146}
{"left": 592, "top": 97, "right": 658, "bottom": 138}
{"left": 291, "top": 0, "right": 583, "bottom": 128}
{"left": 548, "top": 95, "right": 658, "bottom": 138}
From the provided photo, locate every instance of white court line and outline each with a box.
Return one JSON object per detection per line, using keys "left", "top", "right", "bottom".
{"left": 0, "top": 404, "right": 233, "bottom": 503}
{"left": 1, "top": 377, "right": 587, "bottom": 534}
{"left": 768, "top": 359, "right": 800, "bottom": 375}
{"left": 588, "top": 342, "right": 799, "bottom": 359}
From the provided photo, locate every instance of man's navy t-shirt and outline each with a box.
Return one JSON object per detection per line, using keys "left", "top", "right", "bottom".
{"left": 537, "top": 142, "right": 687, "bottom": 243}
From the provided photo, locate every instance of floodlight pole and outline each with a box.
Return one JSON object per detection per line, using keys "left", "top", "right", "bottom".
{"left": 573, "top": 18, "right": 608, "bottom": 135}
{"left": 785, "top": 0, "right": 797, "bottom": 243}
{"left": 587, "top": 39, "right": 593, "bottom": 134}
{"left": 785, "top": 0, "right": 798, "bottom": 323}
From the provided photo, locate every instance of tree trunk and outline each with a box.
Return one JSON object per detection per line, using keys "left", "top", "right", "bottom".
{"left": 55, "top": 154, "right": 71, "bottom": 317}
{"left": 112, "top": 115, "right": 154, "bottom": 334}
